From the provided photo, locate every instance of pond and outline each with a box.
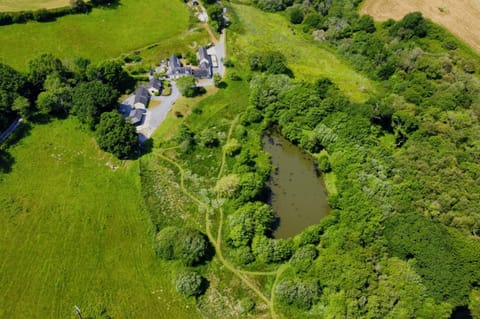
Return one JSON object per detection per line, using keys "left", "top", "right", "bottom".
{"left": 262, "top": 132, "right": 330, "bottom": 239}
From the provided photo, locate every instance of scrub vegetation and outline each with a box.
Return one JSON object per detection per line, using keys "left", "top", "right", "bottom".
{"left": 141, "top": 0, "right": 480, "bottom": 318}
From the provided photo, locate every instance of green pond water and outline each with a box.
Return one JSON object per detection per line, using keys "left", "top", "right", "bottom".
{"left": 263, "top": 133, "right": 330, "bottom": 239}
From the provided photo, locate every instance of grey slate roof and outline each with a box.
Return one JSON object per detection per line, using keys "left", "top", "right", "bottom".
{"left": 149, "top": 78, "right": 162, "bottom": 90}
{"left": 129, "top": 109, "right": 144, "bottom": 125}
{"left": 168, "top": 55, "right": 181, "bottom": 70}
{"left": 198, "top": 46, "right": 211, "bottom": 65}
{"left": 134, "top": 85, "right": 149, "bottom": 106}
{"left": 193, "top": 68, "right": 211, "bottom": 79}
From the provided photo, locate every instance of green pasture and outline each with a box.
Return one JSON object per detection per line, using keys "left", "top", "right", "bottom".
{"left": 0, "top": 0, "right": 69, "bottom": 12}
{"left": 0, "top": 119, "right": 198, "bottom": 319}
{"left": 231, "top": 4, "right": 376, "bottom": 102}
{"left": 0, "top": 0, "right": 189, "bottom": 70}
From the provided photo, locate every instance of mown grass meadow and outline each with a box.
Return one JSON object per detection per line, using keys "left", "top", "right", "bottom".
{"left": 0, "top": 119, "right": 199, "bottom": 319}
{"left": 0, "top": 0, "right": 70, "bottom": 12}
{"left": 0, "top": 0, "right": 189, "bottom": 70}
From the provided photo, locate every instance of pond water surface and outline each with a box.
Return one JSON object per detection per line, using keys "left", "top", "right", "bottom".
{"left": 262, "top": 133, "right": 330, "bottom": 239}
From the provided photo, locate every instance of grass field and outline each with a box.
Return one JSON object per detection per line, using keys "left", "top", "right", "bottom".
{"left": 231, "top": 4, "right": 376, "bottom": 102}
{"left": 0, "top": 119, "right": 199, "bottom": 319}
{"left": 361, "top": 0, "right": 480, "bottom": 52}
{"left": 0, "top": 0, "right": 189, "bottom": 70}
{"left": 0, "top": 0, "right": 69, "bottom": 12}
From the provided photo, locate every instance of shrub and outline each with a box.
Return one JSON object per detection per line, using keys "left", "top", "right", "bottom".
{"left": 290, "top": 244, "right": 318, "bottom": 272}
{"left": 198, "top": 127, "right": 219, "bottom": 147}
{"left": 289, "top": 7, "right": 304, "bottom": 24}
{"left": 317, "top": 154, "right": 331, "bottom": 173}
{"left": 155, "top": 227, "right": 212, "bottom": 266}
{"left": 174, "top": 270, "right": 207, "bottom": 297}
{"left": 275, "top": 279, "right": 320, "bottom": 310}
{"left": 240, "top": 107, "right": 263, "bottom": 125}
{"left": 230, "top": 246, "right": 256, "bottom": 265}
{"left": 223, "top": 138, "right": 242, "bottom": 156}
{"left": 252, "top": 236, "right": 293, "bottom": 263}
{"left": 213, "top": 174, "right": 240, "bottom": 198}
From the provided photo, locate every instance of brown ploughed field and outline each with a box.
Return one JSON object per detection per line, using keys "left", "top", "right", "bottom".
{"left": 361, "top": 0, "right": 480, "bottom": 52}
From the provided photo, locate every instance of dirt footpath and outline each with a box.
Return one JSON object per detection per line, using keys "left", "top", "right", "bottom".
{"left": 361, "top": 0, "right": 480, "bottom": 52}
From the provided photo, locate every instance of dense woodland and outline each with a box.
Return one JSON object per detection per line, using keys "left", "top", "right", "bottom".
{"left": 249, "top": 0, "right": 480, "bottom": 316}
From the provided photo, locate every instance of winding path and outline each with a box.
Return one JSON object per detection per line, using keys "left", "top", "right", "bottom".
{"left": 157, "top": 118, "right": 291, "bottom": 318}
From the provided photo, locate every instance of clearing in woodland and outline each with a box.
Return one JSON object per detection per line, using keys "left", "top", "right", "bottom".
{"left": 361, "top": 0, "right": 480, "bottom": 52}
{"left": 0, "top": 119, "right": 199, "bottom": 319}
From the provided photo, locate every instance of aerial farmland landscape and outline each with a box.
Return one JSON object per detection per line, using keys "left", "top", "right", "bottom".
{"left": 0, "top": 0, "right": 479, "bottom": 318}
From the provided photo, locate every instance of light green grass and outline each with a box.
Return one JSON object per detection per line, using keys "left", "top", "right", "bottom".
{"left": 231, "top": 4, "right": 376, "bottom": 102}
{"left": 0, "top": 0, "right": 69, "bottom": 12}
{"left": 0, "top": 118, "right": 199, "bottom": 319}
{"left": 0, "top": 0, "right": 189, "bottom": 70}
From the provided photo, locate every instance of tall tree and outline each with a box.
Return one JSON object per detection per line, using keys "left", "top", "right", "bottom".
{"left": 28, "top": 53, "right": 66, "bottom": 93}
{"left": 71, "top": 81, "right": 119, "bottom": 129}
{"left": 96, "top": 111, "right": 138, "bottom": 159}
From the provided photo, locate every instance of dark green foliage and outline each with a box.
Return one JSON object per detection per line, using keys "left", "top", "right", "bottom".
{"left": 28, "top": 53, "right": 66, "bottom": 92}
{"left": 176, "top": 123, "right": 196, "bottom": 153}
{"left": 96, "top": 111, "right": 138, "bottom": 159}
{"left": 354, "top": 15, "right": 376, "bottom": 33}
{"left": 302, "top": 13, "right": 325, "bottom": 31}
{"left": 316, "top": 154, "right": 331, "bottom": 173}
{"left": 87, "top": 59, "right": 134, "bottom": 93}
{"left": 11, "top": 96, "right": 31, "bottom": 119}
{"left": 176, "top": 76, "right": 198, "bottom": 97}
{"left": 71, "top": 81, "right": 119, "bottom": 129}
{"left": 236, "top": 173, "right": 267, "bottom": 202}
{"left": 240, "top": 106, "right": 263, "bottom": 126}
{"left": 249, "top": 74, "right": 292, "bottom": 110}
{"left": 391, "top": 12, "right": 428, "bottom": 40}
{"left": 206, "top": 3, "right": 226, "bottom": 32}
{"left": 256, "top": 0, "right": 293, "bottom": 12}
{"left": 249, "top": 51, "right": 292, "bottom": 76}
{"left": 174, "top": 270, "right": 207, "bottom": 297}
{"left": 198, "top": 127, "right": 219, "bottom": 147}
{"left": 35, "top": 74, "right": 73, "bottom": 116}
{"left": 290, "top": 244, "right": 318, "bottom": 272}
{"left": 289, "top": 7, "right": 304, "bottom": 24}
{"left": 230, "top": 246, "right": 255, "bottom": 265}
{"left": 275, "top": 279, "right": 320, "bottom": 310}
{"left": 155, "top": 227, "right": 212, "bottom": 266}
{"left": 252, "top": 236, "right": 293, "bottom": 263}
{"left": 0, "top": 63, "right": 27, "bottom": 130}
{"left": 227, "top": 202, "right": 275, "bottom": 248}
{"left": 385, "top": 213, "right": 480, "bottom": 305}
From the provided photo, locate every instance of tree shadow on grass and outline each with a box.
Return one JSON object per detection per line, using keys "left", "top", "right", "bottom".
{"left": 3, "top": 122, "right": 32, "bottom": 148}
{"left": 93, "top": 0, "right": 122, "bottom": 10}
{"left": 0, "top": 122, "right": 31, "bottom": 174}
{"left": 217, "top": 81, "right": 228, "bottom": 89}
{"left": 0, "top": 150, "right": 14, "bottom": 174}
{"left": 140, "top": 137, "right": 154, "bottom": 157}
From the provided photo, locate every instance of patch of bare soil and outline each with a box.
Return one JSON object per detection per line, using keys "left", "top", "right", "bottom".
{"left": 361, "top": 0, "right": 480, "bottom": 52}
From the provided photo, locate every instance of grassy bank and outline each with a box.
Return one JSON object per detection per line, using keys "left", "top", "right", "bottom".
{"left": 0, "top": 0, "right": 189, "bottom": 70}
{"left": 0, "top": 118, "right": 198, "bottom": 319}
{"left": 230, "top": 3, "right": 376, "bottom": 102}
